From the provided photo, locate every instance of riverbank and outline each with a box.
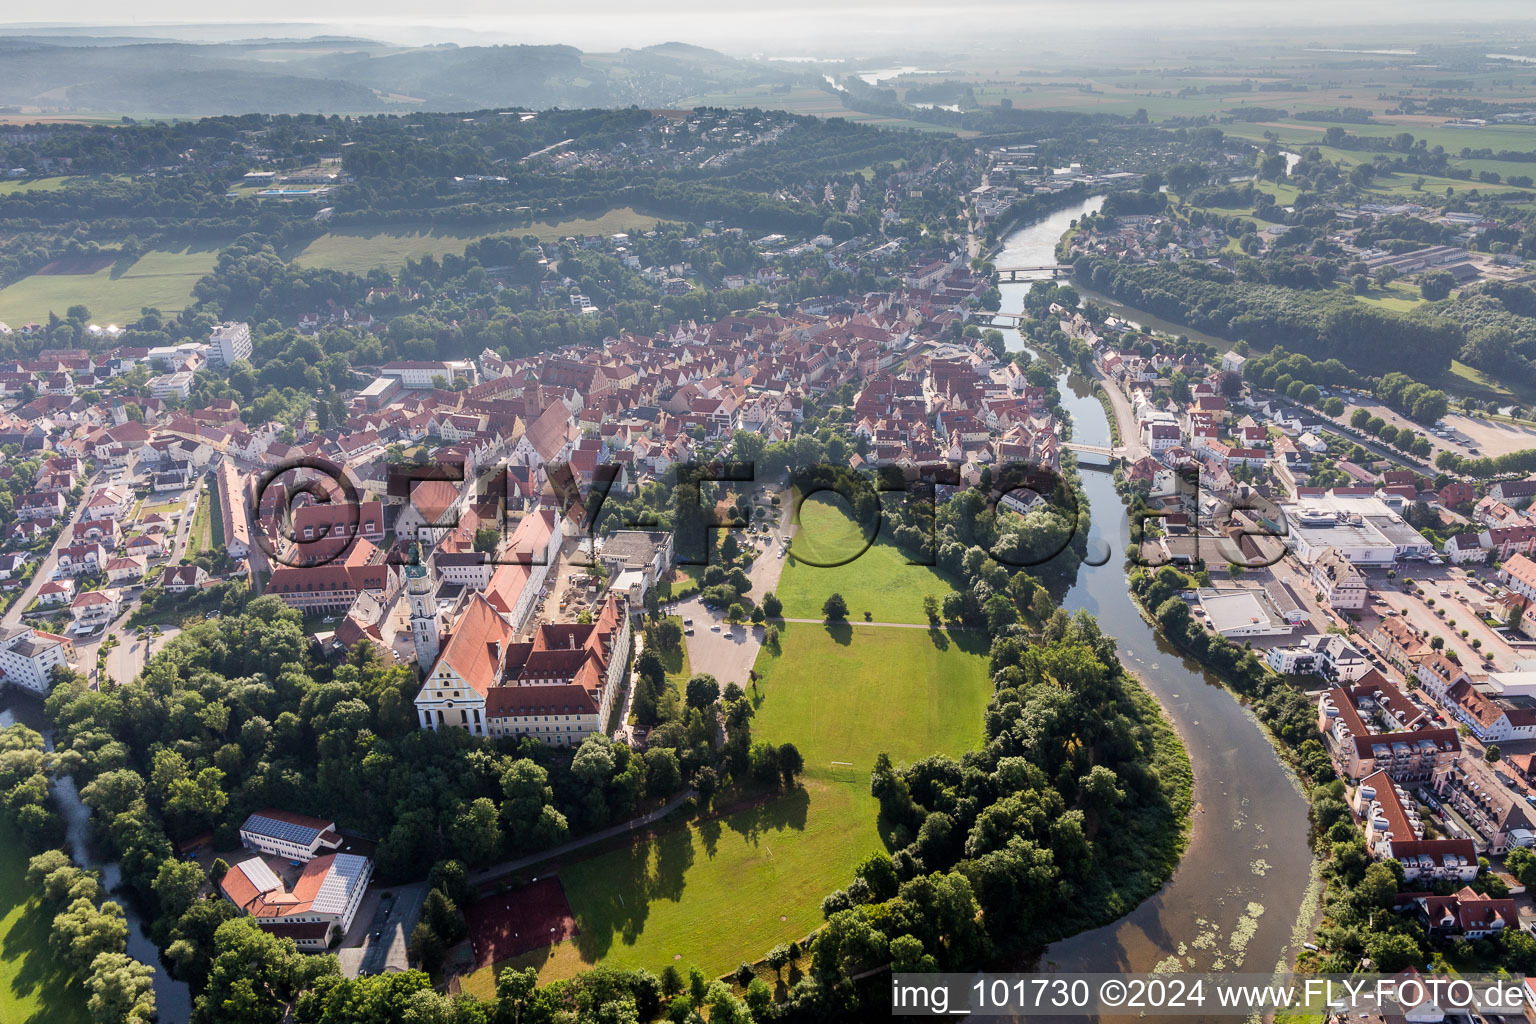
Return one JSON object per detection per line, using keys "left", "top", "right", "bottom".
{"left": 989, "top": 197, "right": 1315, "bottom": 998}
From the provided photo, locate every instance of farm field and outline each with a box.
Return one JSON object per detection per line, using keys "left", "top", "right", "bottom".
{"left": 287, "top": 209, "right": 684, "bottom": 273}
{"left": 776, "top": 492, "right": 955, "bottom": 624}
{"left": 0, "top": 247, "right": 219, "bottom": 326}
{"left": 0, "top": 818, "right": 91, "bottom": 1024}
{"left": 463, "top": 621, "right": 990, "bottom": 987}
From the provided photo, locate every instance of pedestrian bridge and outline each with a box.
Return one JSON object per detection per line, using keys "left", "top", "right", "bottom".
{"left": 995, "top": 264, "right": 1073, "bottom": 280}
{"left": 1063, "top": 441, "right": 1127, "bottom": 465}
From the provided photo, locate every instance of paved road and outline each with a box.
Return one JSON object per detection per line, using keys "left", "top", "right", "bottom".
{"left": 1089, "top": 370, "right": 1146, "bottom": 463}
{"left": 2, "top": 469, "right": 104, "bottom": 632}
{"left": 467, "top": 788, "right": 696, "bottom": 890}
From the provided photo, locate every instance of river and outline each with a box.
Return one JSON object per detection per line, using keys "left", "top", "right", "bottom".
{"left": 1, "top": 693, "right": 196, "bottom": 1024}
{"left": 991, "top": 200, "right": 1317, "bottom": 1006}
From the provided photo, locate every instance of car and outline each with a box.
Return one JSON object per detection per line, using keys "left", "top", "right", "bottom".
{"left": 710, "top": 624, "right": 721, "bottom": 632}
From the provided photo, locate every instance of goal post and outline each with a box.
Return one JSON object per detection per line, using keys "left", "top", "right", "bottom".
{"left": 829, "top": 760, "right": 854, "bottom": 782}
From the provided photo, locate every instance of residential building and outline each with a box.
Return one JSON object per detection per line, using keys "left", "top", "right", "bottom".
{"left": 208, "top": 322, "right": 252, "bottom": 368}
{"left": 266, "top": 538, "right": 402, "bottom": 615}
{"left": 147, "top": 371, "right": 193, "bottom": 401}
{"left": 1353, "top": 769, "right": 1478, "bottom": 882}
{"left": 1310, "top": 546, "right": 1369, "bottom": 611}
{"left": 1431, "top": 756, "right": 1535, "bottom": 854}
{"left": 1265, "top": 633, "right": 1370, "bottom": 681}
{"left": 163, "top": 565, "right": 208, "bottom": 594}
{"left": 1317, "top": 671, "right": 1460, "bottom": 782}
{"left": 0, "top": 626, "right": 74, "bottom": 694}
{"left": 70, "top": 588, "right": 122, "bottom": 629}
{"left": 1500, "top": 553, "right": 1536, "bottom": 602}
{"left": 1404, "top": 888, "right": 1519, "bottom": 939}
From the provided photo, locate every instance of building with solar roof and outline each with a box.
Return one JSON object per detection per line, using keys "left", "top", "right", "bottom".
{"left": 239, "top": 809, "right": 344, "bottom": 863}
{"left": 219, "top": 852, "right": 374, "bottom": 949}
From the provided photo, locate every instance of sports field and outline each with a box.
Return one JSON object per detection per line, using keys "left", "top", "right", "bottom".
{"left": 775, "top": 492, "right": 955, "bottom": 624}
{"left": 462, "top": 621, "right": 990, "bottom": 988}
{"left": 0, "top": 818, "right": 90, "bottom": 1024}
{"left": 0, "top": 247, "right": 219, "bottom": 326}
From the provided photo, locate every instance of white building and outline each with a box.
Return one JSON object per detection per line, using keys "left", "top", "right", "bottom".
{"left": 238, "top": 809, "right": 344, "bottom": 862}
{"left": 147, "top": 371, "right": 194, "bottom": 401}
{"left": 219, "top": 852, "right": 372, "bottom": 950}
{"left": 1196, "top": 588, "right": 1293, "bottom": 638}
{"left": 1280, "top": 495, "right": 1434, "bottom": 565}
{"left": 208, "top": 322, "right": 252, "bottom": 368}
{"left": 1310, "top": 546, "right": 1370, "bottom": 611}
{"left": 70, "top": 588, "right": 123, "bottom": 629}
{"left": 0, "top": 627, "right": 74, "bottom": 694}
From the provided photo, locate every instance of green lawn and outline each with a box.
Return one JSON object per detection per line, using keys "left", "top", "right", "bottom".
{"left": 0, "top": 176, "right": 79, "bottom": 195}
{"left": 190, "top": 485, "right": 214, "bottom": 556}
{"left": 658, "top": 616, "right": 690, "bottom": 691}
{"left": 0, "top": 247, "right": 220, "bottom": 326}
{"left": 287, "top": 209, "right": 682, "bottom": 273}
{"left": 776, "top": 492, "right": 955, "bottom": 624}
{"left": 477, "top": 621, "right": 990, "bottom": 985}
{"left": 0, "top": 819, "right": 91, "bottom": 1024}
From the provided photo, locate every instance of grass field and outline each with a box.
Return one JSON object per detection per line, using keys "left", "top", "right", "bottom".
{"left": 463, "top": 621, "right": 990, "bottom": 988}
{"left": 776, "top": 492, "right": 955, "bottom": 624}
{"left": 190, "top": 486, "right": 214, "bottom": 556}
{"left": 287, "top": 209, "right": 683, "bottom": 273}
{"left": 0, "top": 177, "right": 80, "bottom": 195}
{"left": 0, "top": 819, "right": 90, "bottom": 1024}
{"left": 0, "top": 247, "right": 219, "bottom": 326}
{"left": 658, "top": 615, "right": 690, "bottom": 691}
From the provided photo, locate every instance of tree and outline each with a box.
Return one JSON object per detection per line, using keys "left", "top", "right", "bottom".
{"left": 923, "top": 594, "right": 939, "bottom": 624}
{"left": 1420, "top": 270, "right": 1455, "bottom": 301}
{"left": 153, "top": 859, "right": 206, "bottom": 921}
{"left": 778, "top": 742, "right": 805, "bottom": 787}
{"left": 86, "top": 951, "right": 156, "bottom": 1024}
{"left": 421, "top": 888, "right": 466, "bottom": 944}
{"left": 745, "top": 977, "right": 772, "bottom": 1017}
{"left": 685, "top": 674, "right": 720, "bottom": 711}
{"left": 762, "top": 591, "right": 782, "bottom": 618}
{"left": 1509, "top": 847, "right": 1536, "bottom": 889}
{"left": 409, "top": 922, "right": 446, "bottom": 976}
{"left": 1366, "top": 931, "right": 1422, "bottom": 973}
{"left": 52, "top": 898, "right": 128, "bottom": 975}
{"left": 1486, "top": 744, "right": 1502, "bottom": 763}
{"left": 822, "top": 593, "right": 848, "bottom": 623}
{"left": 654, "top": 618, "right": 683, "bottom": 650}
{"left": 472, "top": 527, "right": 501, "bottom": 554}
{"left": 765, "top": 943, "right": 792, "bottom": 977}
{"left": 448, "top": 797, "right": 502, "bottom": 866}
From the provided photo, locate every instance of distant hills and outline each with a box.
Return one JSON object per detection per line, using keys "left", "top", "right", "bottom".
{"left": 0, "top": 37, "right": 800, "bottom": 115}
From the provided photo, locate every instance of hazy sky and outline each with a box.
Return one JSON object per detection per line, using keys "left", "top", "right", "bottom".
{"left": 8, "top": 1, "right": 1536, "bottom": 52}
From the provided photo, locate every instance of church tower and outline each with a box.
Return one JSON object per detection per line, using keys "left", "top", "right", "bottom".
{"left": 406, "top": 543, "right": 440, "bottom": 669}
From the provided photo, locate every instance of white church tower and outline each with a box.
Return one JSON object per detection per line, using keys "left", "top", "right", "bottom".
{"left": 406, "top": 544, "right": 440, "bottom": 669}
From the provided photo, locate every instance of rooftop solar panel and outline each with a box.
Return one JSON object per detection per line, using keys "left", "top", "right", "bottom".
{"left": 311, "top": 854, "right": 369, "bottom": 916}
{"left": 243, "top": 813, "right": 322, "bottom": 847}
{"left": 236, "top": 856, "right": 281, "bottom": 894}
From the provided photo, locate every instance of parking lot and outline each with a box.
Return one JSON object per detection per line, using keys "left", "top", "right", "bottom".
{"left": 339, "top": 880, "right": 427, "bottom": 977}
